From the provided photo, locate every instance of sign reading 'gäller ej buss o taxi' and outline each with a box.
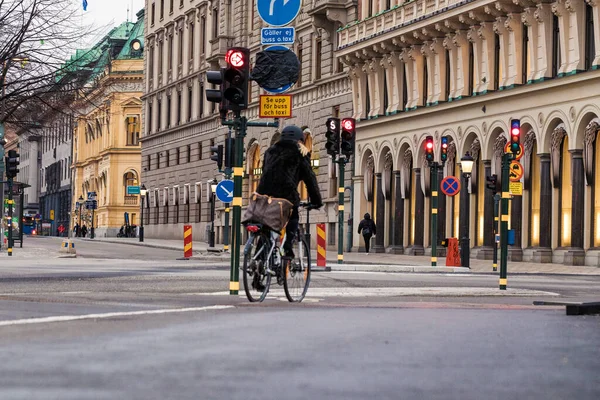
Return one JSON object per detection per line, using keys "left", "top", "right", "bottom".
{"left": 259, "top": 95, "right": 292, "bottom": 118}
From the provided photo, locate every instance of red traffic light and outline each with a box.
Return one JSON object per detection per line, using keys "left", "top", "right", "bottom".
{"left": 342, "top": 118, "right": 354, "bottom": 131}
{"left": 226, "top": 49, "right": 246, "bottom": 68}
{"left": 426, "top": 142, "right": 434, "bottom": 150}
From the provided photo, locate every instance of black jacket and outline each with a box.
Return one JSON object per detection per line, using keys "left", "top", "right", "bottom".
{"left": 257, "top": 140, "right": 323, "bottom": 207}
{"left": 358, "top": 214, "right": 377, "bottom": 236}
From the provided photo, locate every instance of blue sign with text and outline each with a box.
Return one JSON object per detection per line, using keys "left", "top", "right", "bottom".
{"left": 261, "top": 27, "right": 295, "bottom": 45}
{"left": 256, "top": 0, "right": 302, "bottom": 27}
{"left": 215, "top": 180, "right": 234, "bottom": 203}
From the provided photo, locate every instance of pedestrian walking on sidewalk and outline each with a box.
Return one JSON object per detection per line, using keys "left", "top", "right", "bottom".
{"left": 358, "top": 213, "right": 376, "bottom": 254}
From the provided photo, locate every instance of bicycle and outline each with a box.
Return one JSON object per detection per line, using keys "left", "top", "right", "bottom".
{"left": 242, "top": 202, "right": 316, "bottom": 303}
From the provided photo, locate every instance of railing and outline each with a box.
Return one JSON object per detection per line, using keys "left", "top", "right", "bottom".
{"left": 338, "top": 0, "right": 471, "bottom": 48}
{"left": 124, "top": 195, "right": 138, "bottom": 205}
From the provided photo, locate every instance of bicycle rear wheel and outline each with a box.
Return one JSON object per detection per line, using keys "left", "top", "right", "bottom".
{"left": 243, "top": 233, "right": 271, "bottom": 302}
{"left": 283, "top": 236, "right": 311, "bottom": 302}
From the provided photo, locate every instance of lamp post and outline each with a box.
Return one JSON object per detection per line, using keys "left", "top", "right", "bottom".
{"left": 78, "top": 195, "right": 84, "bottom": 237}
{"left": 209, "top": 178, "right": 218, "bottom": 248}
{"left": 139, "top": 184, "right": 147, "bottom": 242}
{"left": 460, "top": 152, "right": 474, "bottom": 269}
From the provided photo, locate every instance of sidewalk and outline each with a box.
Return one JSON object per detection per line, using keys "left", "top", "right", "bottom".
{"left": 82, "top": 237, "right": 600, "bottom": 275}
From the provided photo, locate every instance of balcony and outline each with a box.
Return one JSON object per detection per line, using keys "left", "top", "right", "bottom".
{"left": 124, "top": 195, "right": 139, "bottom": 205}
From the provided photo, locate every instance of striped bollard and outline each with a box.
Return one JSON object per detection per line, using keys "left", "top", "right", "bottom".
{"left": 183, "top": 225, "right": 193, "bottom": 259}
{"left": 314, "top": 223, "right": 330, "bottom": 271}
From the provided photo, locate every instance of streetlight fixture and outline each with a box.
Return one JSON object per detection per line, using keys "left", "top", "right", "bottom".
{"left": 209, "top": 178, "right": 218, "bottom": 248}
{"left": 310, "top": 158, "right": 320, "bottom": 170}
{"left": 78, "top": 195, "right": 84, "bottom": 237}
{"left": 460, "top": 152, "right": 474, "bottom": 269}
{"left": 139, "top": 184, "right": 147, "bottom": 242}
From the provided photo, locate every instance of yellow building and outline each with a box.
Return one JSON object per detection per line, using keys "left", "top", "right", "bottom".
{"left": 72, "top": 12, "right": 145, "bottom": 237}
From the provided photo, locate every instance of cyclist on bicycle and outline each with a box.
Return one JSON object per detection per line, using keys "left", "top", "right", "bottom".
{"left": 257, "top": 125, "right": 323, "bottom": 260}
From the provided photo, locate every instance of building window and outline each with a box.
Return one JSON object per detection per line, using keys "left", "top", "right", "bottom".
{"left": 160, "top": 0, "right": 164, "bottom": 19}
{"left": 170, "top": 0, "right": 174, "bottom": 14}
{"left": 168, "top": 34, "right": 173, "bottom": 71}
{"left": 423, "top": 56, "right": 429, "bottom": 104}
{"left": 199, "top": 85, "right": 204, "bottom": 117}
{"left": 147, "top": 155, "right": 151, "bottom": 171}
{"left": 314, "top": 36, "right": 322, "bottom": 80}
{"left": 158, "top": 40, "right": 164, "bottom": 75}
{"left": 445, "top": 50, "right": 450, "bottom": 100}
{"left": 187, "top": 87, "right": 193, "bottom": 122}
{"left": 177, "top": 91, "right": 181, "bottom": 125}
{"left": 167, "top": 96, "right": 172, "bottom": 128}
{"left": 151, "top": 2, "right": 155, "bottom": 25}
{"left": 178, "top": 27, "right": 183, "bottom": 67}
{"left": 200, "top": 16, "right": 206, "bottom": 54}
{"left": 157, "top": 99, "right": 162, "bottom": 131}
{"left": 198, "top": 142, "right": 203, "bottom": 160}
{"left": 296, "top": 42, "right": 303, "bottom": 86}
{"left": 187, "top": 144, "right": 191, "bottom": 163}
{"left": 212, "top": 7, "right": 218, "bottom": 38}
{"left": 149, "top": 45, "right": 154, "bottom": 82}
{"left": 176, "top": 147, "right": 180, "bottom": 165}
{"left": 494, "top": 34, "right": 500, "bottom": 90}
{"left": 148, "top": 103, "right": 153, "bottom": 133}
{"left": 126, "top": 116, "right": 140, "bottom": 146}
{"left": 522, "top": 25, "right": 529, "bottom": 84}
{"left": 585, "top": 3, "right": 595, "bottom": 70}
{"left": 552, "top": 15, "right": 560, "bottom": 77}
{"left": 189, "top": 22, "right": 195, "bottom": 61}
{"left": 468, "top": 42, "right": 474, "bottom": 96}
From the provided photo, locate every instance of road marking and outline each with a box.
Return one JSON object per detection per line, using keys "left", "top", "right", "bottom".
{"left": 0, "top": 305, "right": 234, "bottom": 328}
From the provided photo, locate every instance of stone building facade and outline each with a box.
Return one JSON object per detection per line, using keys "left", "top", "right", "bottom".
{"left": 339, "top": 0, "right": 600, "bottom": 265}
{"left": 141, "top": 0, "right": 356, "bottom": 243}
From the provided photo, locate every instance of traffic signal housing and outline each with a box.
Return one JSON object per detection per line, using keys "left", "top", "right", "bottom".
{"left": 340, "top": 118, "right": 356, "bottom": 158}
{"left": 224, "top": 137, "right": 235, "bottom": 170}
{"left": 325, "top": 117, "right": 340, "bottom": 157}
{"left": 425, "top": 136, "right": 434, "bottom": 163}
{"left": 210, "top": 144, "right": 223, "bottom": 171}
{"left": 440, "top": 136, "right": 448, "bottom": 163}
{"left": 486, "top": 174, "right": 500, "bottom": 195}
{"left": 5, "top": 149, "right": 20, "bottom": 179}
{"left": 510, "top": 119, "right": 520, "bottom": 154}
{"left": 223, "top": 47, "right": 250, "bottom": 111}
{"left": 205, "top": 67, "right": 225, "bottom": 105}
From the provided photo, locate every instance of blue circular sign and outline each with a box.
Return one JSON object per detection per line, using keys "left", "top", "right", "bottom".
{"left": 261, "top": 45, "right": 296, "bottom": 94}
{"left": 215, "top": 180, "right": 234, "bottom": 203}
{"left": 440, "top": 176, "right": 461, "bottom": 197}
{"left": 256, "top": 0, "right": 302, "bottom": 27}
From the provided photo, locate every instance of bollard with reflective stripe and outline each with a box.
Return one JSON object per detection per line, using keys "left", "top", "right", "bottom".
{"left": 183, "top": 225, "right": 193, "bottom": 258}
{"left": 316, "top": 223, "right": 326, "bottom": 267}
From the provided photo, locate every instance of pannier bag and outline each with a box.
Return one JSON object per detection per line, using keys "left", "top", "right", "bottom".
{"left": 242, "top": 193, "right": 294, "bottom": 232}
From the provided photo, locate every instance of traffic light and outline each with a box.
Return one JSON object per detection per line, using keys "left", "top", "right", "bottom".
{"left": 325, "top": 117, "right": 340, "bottom": 157}
{"left": 5, "top": 149, "right": 20, "bottom": 179}
{"left": 224, "top": 137, "right": 235, "bottom": 170}
{"left": 205, "top": 67, "right": 226, "bottom": 107}
{"left": 210, "top": 144, "right": 223, "bottom": 171}
{"left": 486, "top": 174, "right": 500, "bottom": 195}
{"left": 223, "top": 47, "right": 250, "bottom": 111}
{"left": 340, "top": 118, "right": 356, "bottom": 158}
{"left": 440, "top": 136, "right": 448, "bottom": 163}
{"left": 510, "top": 119, "right": 520, "bottom": 154}
{"left": 425, "top": 136, "right": 434, "bottom": 163}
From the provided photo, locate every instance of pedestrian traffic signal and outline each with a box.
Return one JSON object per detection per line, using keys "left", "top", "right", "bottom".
{"left": 440, "top": 136, "right": 448, "bottom": 163}
{"left": 223, "top": 47, "right": 250, "bottom": 111}
{"left": 486, "top": 174, "right": 500, "bottom": 195}
{"left": 224, "top": 137, "right": 235, "bottom": 170}
{"left": 5, "top": 149, "right": 19, "bottom": 179}
{"left": 210, "top": 144, "right": 223, "bottom": 171}
{"left": 340, "top": 118, "right": 356, "bottom": 158}
{"left": 425, "top": 136, "right": 434, "bottom": 163}
{"left": 205, "top": 67, "right": 225, "bottom": 105}
{"left": 325, "top": 117, "right": 340, "bottom": 157}
{"left": 510, "top": 119, "right": 520, "bottom": 154}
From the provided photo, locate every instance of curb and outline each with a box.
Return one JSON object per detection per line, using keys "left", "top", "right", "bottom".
{"left": 324, "top": 265, "right": 471, "bottom": 273}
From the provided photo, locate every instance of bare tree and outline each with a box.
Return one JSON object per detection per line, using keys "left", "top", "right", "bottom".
{"left": 0, "top": 0, "right": 102, "bottom": 127}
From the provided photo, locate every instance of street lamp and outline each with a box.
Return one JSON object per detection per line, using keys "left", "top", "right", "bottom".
{"left": 78, "top": 195, "right": 84, "bottom": 237}
{"left": 209, "top": 178, "right": 218, "bottom": 248}
{"left": 139, "top": 184, "right": 147, "bottom": 242}
{"left": 460, "top": 152, "right": 474, "bottom": 269}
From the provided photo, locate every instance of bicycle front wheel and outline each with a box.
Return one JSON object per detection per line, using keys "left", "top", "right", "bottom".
{"left": 283, "top": 237, "right": 311, "bottom": 302}
{"left": 243, "top": 233, "right": 271, "bottom": 302}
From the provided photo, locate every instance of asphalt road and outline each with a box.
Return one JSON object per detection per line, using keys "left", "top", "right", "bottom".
{"left": 0, "top": 237, "right": 599, "bottom": 399}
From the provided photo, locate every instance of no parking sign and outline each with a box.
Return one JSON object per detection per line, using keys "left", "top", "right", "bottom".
{"left": 440, "top": 176, "right": 461, "bottom": 197}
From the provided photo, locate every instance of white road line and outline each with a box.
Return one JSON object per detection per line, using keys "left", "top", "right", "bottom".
{"left": 0, "top": 305, "right": 234, "bottom": 327}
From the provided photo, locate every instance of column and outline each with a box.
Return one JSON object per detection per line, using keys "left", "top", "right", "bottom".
{"left": 437, "top": 167, "right": 447, "bottom": 256}
{"left": 390, "top": 170, "right": 404, "bottom": 254}
{"left": 373, "top": 173, "right": 385, "bottom": 252}
{"left": 460, "top": 171, "right": 470, "bottom": 266}
{"left": 479, "top": 160, "right": 495, "bottom": 259}
{"left": 533, "top": 153, "right": 553, "bottom": 262}
{"left": 412, "top": 168, "right": 425, "bottom": 255}
{"left": 565, "top": 150, "right": 586, "bottom": 265}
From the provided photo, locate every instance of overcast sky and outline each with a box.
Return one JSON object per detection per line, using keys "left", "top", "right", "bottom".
{"left": 80, "top": 0, "right": 146, "bottom": 44}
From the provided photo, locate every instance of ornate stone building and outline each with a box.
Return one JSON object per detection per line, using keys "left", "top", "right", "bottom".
{"left": 141, "top": 0, "right": 355, "bottom": 242}
{"left": 72, "top": 12, "right": 145, "bottom": 237}
{"left": 339, "top": 0, "right": 600, "bottom": 265}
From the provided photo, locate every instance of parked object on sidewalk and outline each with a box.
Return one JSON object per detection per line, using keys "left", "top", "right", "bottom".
{"left": 446, "top": 238, "right": 461, "bottom": 267}
{"left": 357, "top": 213, "right": 376, "bottom": 254}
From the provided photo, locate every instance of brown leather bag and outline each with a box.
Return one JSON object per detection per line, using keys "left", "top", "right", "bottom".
{"left": 242, "top": 192, "right": 294, "bottom": 231}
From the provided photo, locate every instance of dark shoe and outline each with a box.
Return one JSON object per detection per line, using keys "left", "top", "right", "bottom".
{"left": 252, "top": 277, "right": 266, "bottom": 292}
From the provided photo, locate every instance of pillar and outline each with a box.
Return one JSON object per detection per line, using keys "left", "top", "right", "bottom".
{"left": 436, "top": 167, "right": 447, "bottom": 256}
{"left": 411, "top": 168, "right": 425, "bottom": 255}
{"left": 533, "top": 153, "right": 553, "bottom": 262}
{"left": 564, "top": 149, "right": 585, "bottom": 265}
{"left": 389, "top": 170, "right": 404, "bottom": 253}
{"left": 373, "top": 173, "right": 385, "bottom": 253}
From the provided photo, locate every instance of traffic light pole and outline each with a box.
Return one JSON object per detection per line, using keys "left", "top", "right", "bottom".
{"left": 337, "top": 157, "right": 346, "bottom": 264}
{"left": 499, "top": 153, "right": 512, "bottom": 290}
{"left": 7, "top": 178, "right": 13, "bottom": 256}
{"left": 430, "top": 162, "right": 438, "bottom": 267}
{"left": 493, "top": 194, "right": 500, "bottom": 272}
